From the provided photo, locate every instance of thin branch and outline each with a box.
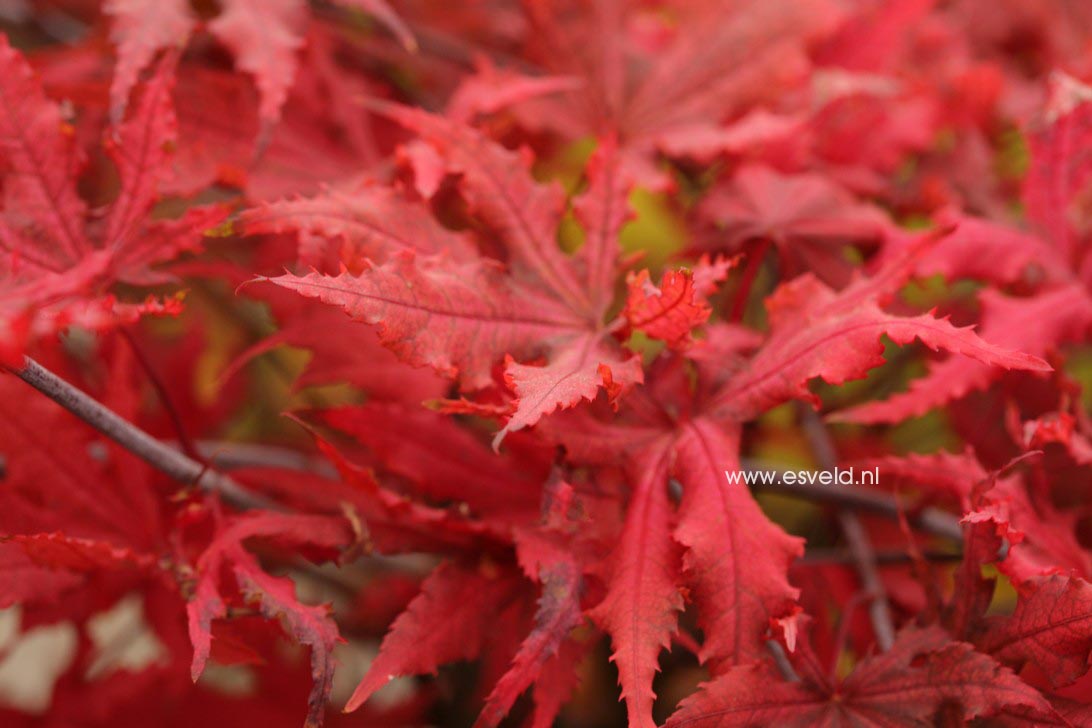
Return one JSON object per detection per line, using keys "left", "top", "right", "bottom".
{"left": 7, "top": 357, "right": 276, "bottom": 512}
{"left": 798, "top": 403, "right": 896, "bottom": 652}
{"left": 830, "top": 590, "right": 871, "bottom": 678}
{"left": 799, "top": 548, "right": 961, "bottom": 566}
{"left": 836, "top": 511, "right": 896, "bottom": 650}
{"left": 766, "top": 640, "right": 800, "bottom": 682}
{"left": 190, "top": 440, "right": 338, "bottom": 478}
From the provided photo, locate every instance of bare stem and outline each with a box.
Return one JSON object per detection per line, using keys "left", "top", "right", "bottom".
{"left": 797, "top": 404, "right": 896, "bottom": 652}
{"left": 8, "top": 357, "right": 275, "bottom": 512}
{"left": 766, "top": 640, "right": 800, "bottom": 682}
{"left": 837, "top": 510, "right": 896, "bottom": 651}
{"left": 800, "top": 547, "right": 960, "bottom": 566}
{"left": 191, "top": 440, "right": 338, "bottom": 478}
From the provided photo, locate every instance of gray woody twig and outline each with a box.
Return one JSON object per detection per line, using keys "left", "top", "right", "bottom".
{"left": 797, "top": 404, "right": 896, "bottom": 652}
{"left": 8, "top": 357, "right": 276, "bottom": 512}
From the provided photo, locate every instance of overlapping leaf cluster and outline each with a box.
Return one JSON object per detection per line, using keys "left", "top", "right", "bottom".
{"left": 3, "top": 2, "right": 1092, "bottom": 727}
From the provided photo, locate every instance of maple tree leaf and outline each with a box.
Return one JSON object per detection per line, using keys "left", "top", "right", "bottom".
{"left": 221, "top": 300, "right": 449, "bottom": 400}
{"left": 523, "top": 637, "right": 590, "bottom": 728}
{"left": 666, "top": 622, "right": 1056, "bottom": 727}
{"left": 263, "top": 251, "right": 586, "bottom": 391}
{"left": 672, "top": 418, "right": 803, "bottom": 672}
{"left": 0, "top": 37, "right": 94, "bottom": 300}
{"left": 0, "top": 37, "right": 225, "bottom": 358}
{"left": 588, "top": 445, "right": 683, "bottom": 728}
{"left": 212, "top": 259, "right": 452, "bottom": 400}
{"left": 253, "top": 111, "right": 645, "bottom": 443}
{"left": 850, "top": 448, "right": 990, "bottom": 508}
{"left": 188, "top": 512, "right": 353, "bottom": 728}
{"left": 103, "top": 0, "right": 195, "bottom": 122}
{"left": 540, "top": 403, "right": 800, "bottom": 721}
{"left": 976, "top": 574, "right": 1092, "bottom": 689}
{"left": 509, "top": 0, "right": 843, "bottom": 185}
{"left": 373, "top": 103, "right": 594, "bottom": 311}
{"left": 654, "top": 108, "right": 806, "bottom": 163}
{"left": 698, "top": 164, "right": 889, "bottom": 284}
{"left": 879, "top": 212, "right": 1071, "bottom": 287}
{"left": 338, "top": 458, "right": 593, "bottom": 726}
{"left": 0, "top": 543, "right": 82, "bottom": 609}
{"left": 498, "top": 336, "right": 643, "bottom": 446}
{"left": 344, "top": 560, "right": 524, "bottom": 712}
{"left": 240, "top": 180, "right": 478, "bottom": 270}
{"left": 707, "top": 235, "right": 1052, "bottom": 422}
{"left": 1019, "top": 405, "right": 1092, "bottom": 466}
{"left": 321, "top": 403, "right": 543, "bottom": 518}
{"left": 164, "top": 57, "right": 375, "bottom": 199}
{"left": 948, "top": 509, "right": 1007, "bottom": 640}
{"left": 478, "top": 478, "right": 599, "bottom": 727}
{"left": 208, "top": 0, "right": 307, "bottom": 140}
{"left": 834, "top": 284, "right": 1092, "bottom": 424}
{"left": 572, "top": 135, "right": 634, "bottom": 318}
{"left": 4, "top": 532, "right": 157, "bottom": 573}
{"left": 104, "top": 0, "right": 415, "bottom": 139}
{"left": 1022, "top": 72, "right": 1092, "bottom": 267}
{"left": 446, "top": 57, "right": 582, "bottom": 124}
{"left": 474, "top": 560, "right": 583, "bottom": 728}
{"left": 283, "top": 417, "right": 509, "bottom": 555}
{"left": 852, "top": 448, "right": 1092, "bottom": 584}
{"left": 624, "top": 268, "right": 714, "bottom": 351}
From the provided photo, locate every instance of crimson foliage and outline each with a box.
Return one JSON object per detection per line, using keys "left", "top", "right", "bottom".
{"left": 3, "top": 2, "right": 1092, "bottom": 727}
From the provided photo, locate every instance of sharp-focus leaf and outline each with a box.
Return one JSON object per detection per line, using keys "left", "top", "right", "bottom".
{"left": 710, "top": 240, "right": 1052, "bottom": 421}
{"left": 264, "top": 252, "right": 585, "bottom": 390}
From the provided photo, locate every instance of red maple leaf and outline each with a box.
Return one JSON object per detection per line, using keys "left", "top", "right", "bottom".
{"left": 250, "top": 115, "right": 645, "bottom": 445}
{"left": 4, "top": 3, "right": 1092, "bottom": 727}
{"left": 0, "top": 38, "right": 225, "bottom": 360}
{"left": 666, "top": 620, "right": 1058, "bottom": 727}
